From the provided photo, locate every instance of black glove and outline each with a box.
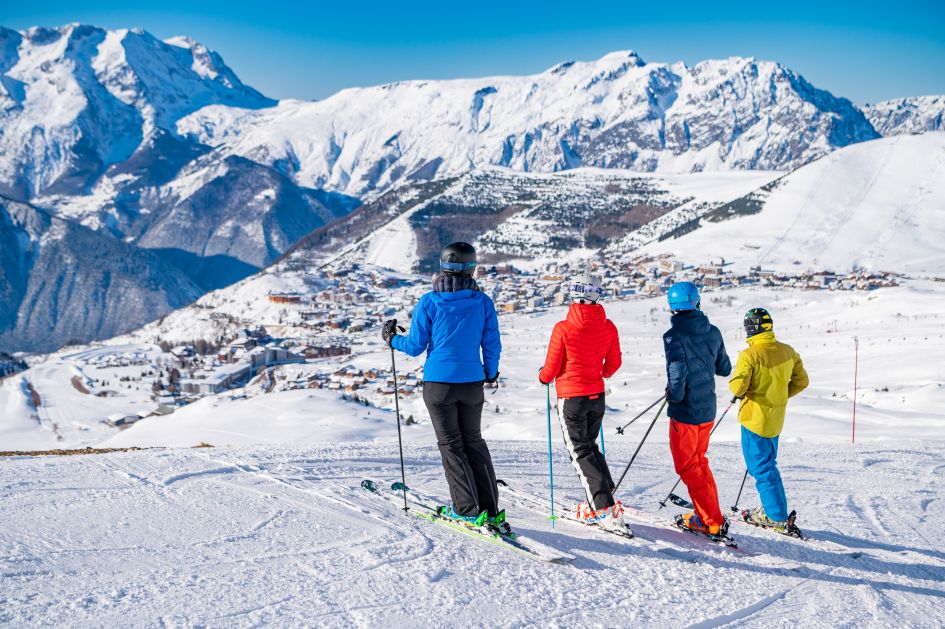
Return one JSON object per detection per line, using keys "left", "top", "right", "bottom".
{"left": 538, "top": 366, "right": 548, "bottom": 385}
{"left": 382, "top": 319, "right": 400, "bottom": 347}
{"left": 665, "top": 387, "right": 676, "bottom": 403}
{"left": 484, "top": 368, "right": 500, "bottom": 385}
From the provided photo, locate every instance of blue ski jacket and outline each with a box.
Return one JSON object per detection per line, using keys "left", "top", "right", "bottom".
{"left": 663, "top": 310, "right": 732, "bottom": 424}
{"left": 392, "top": 289, "right": 501, "bottom": 383}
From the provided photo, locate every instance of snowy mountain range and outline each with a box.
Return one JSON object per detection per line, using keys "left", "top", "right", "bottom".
{"left": 864, "top": 95, "right": 945, "bottom": 136}
{"left": 0, "top": 25, "right": 358, "bottom": 351}
{"left": 1, "top": 23, "right": 944, "bottom": 353}
{"left": 180, "top": 50, "right": 881, "bottom": 198}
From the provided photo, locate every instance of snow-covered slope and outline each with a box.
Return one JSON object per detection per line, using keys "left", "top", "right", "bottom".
{"left": 296, "top": 167, "right": 779, "bottom": 274}
{"left": 180, "top": 51, "right": 878, "bottom": 197}
{"left": 636, "top": 133, "right": 945, "bottom": 275}
{"left": 2, "top": 440, "right": 943, "bottom": 626}
{"left": 866, "top": 95, "right": 945, "bottom": 136}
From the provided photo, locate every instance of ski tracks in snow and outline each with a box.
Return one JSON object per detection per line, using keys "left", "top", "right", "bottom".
{"left": 2, "top": 441, "right": 944, "bottom": 627}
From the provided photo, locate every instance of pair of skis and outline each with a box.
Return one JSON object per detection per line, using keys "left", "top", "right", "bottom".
{"left": 498, "top": 480, "right": 749, "bottom": 552}
{"left": 665, "top": 491, "right": 807, "bottom": 540}
{"left": 361, "top": 479, "right": 576, "bottom": 564}
{"left": 496, "top": 479, "right": 635, "bottom": 539}
{"left": 361, "top": 478, "right": 775, "bottom": 563}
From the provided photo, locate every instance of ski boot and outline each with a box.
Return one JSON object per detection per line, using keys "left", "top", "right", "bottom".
{"left": 575, "top": 500, "right": 597, "bottom": 523}
{"left": 576, "top": 500, "right": 622, "bottom": 523}
{"left": 487, "top": 510, "right": 513, "bottom": 536}
{"left": 742, "top": 507, "right": 787, "bottom": 530}
{"left": 598, "top": 503, "right": 633, "bottom": 537}
{"left": 742, "top": 508, "right": 805, "bottom": 539}
{"left": 675, "top": 512, "right": 735, "bottom": 546}
{"left": 577, "top": 500, "right": 633, "bottom": 537}
{"left": 437, "top": 505, "right": 488, "bottom": 529}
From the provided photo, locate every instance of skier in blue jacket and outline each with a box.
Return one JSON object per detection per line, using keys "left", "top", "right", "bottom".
{"left": 383, "top": 242, "right": 505, "bottom": 530}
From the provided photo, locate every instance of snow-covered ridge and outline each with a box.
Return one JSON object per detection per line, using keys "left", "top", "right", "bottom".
{"left": 178, "top": 50, "right": 878, "bottom": 197}
{"left": 865, "top": 95, "right": 945, "bottom": 136}
{"left": 0, "top": 23, "right": 273, "bottom": 200}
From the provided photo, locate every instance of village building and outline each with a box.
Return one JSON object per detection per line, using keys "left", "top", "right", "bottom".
{"left": 267, "top": 292, "right": 303, "bottom": 304}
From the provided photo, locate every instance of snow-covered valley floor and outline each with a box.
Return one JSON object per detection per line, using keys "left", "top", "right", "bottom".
{"left": 2, "top": 439, "right": 943, "bottom": 628}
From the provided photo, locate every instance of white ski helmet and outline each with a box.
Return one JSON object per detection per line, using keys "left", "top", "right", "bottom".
{"left": 569, "top": 273, "right": 604, "bottom": 304}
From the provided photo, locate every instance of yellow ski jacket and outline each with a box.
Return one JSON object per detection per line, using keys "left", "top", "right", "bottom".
{"left": 728, "top": 331, "right": 809, "bottom": 438}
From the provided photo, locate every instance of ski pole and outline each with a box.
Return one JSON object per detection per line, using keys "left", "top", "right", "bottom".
{"left": 852, "top": 336, "right": 858, "bottom": 445}
{"left": 731, "top": 469, "right": 749, "bottom": 513}
{"left": 390, "top": 344, "right": 408, "bottom": 513}
{"left": 545, "top": 384, "right": 557, "bottom": 528}
{"left": 614, "top": 398, "right": 667, "bottom": 493}
{"left": 659, "top": 396, "right": 737, "bottom": 509}
{"left": 615, "top": 395, "right": 666, "bottom": 435}
{"left": 599, "top": 424, "right": 606, "bottom": 459}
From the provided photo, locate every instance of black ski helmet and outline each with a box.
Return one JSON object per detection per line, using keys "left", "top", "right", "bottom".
{"left": 439, "top": 242, "right": 477, "bottom": 277}
{"left": 744, "top": 307, "right": 773, "bottom": 337}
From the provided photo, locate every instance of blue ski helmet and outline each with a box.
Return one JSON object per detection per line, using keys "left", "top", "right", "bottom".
{"left": 667, "top": 281, "right": 700, "bottom": 311}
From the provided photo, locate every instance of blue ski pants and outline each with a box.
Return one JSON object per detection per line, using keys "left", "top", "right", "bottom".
{"left": 740, "top": 425, "right": 789, "bottom": 522}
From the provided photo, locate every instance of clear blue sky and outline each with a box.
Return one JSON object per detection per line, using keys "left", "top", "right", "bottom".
{"left": 3, "top": 0, "right": 944, "bottom": 104}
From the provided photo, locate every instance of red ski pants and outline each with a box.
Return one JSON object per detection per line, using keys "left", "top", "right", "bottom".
{"left": 669, "top": 419, "right": 724, "bottom": 528}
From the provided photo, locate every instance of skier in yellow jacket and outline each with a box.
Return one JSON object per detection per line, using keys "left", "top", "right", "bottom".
{"left": 729, "top": 308, "right": 809, "bottom": 534}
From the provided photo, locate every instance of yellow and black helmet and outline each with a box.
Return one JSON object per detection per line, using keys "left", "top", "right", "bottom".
{"left": 744, "top": 307, "right": 773, "bottom": 337}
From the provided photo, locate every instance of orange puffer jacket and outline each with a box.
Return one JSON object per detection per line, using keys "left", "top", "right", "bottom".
{"left": 539, "top": 303, "right": 622, "bottom": 398}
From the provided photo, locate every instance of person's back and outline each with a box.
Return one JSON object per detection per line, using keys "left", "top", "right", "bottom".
{"left": 661, "top": 282, "right": 732, "bottom": 540}
{"left": 541, "top": 302, "right": 621, "bottom": 397}
{"left": 384, "top": 242, "right": 503, "bottom": 529}
{"left": 397, "top": 281, "right": 500, "bottom": 384}
{"left": 663, "top": 309, "right": 731, "bottom": 424}
{"left": 729, "top": 330, "right": 807, "bottom": 438}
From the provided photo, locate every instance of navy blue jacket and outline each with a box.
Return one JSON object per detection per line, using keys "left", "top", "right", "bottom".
{"left": 393, "top": 283, "right": 501, "bottom": 383}
{"left": 663, "top": 310, "right": 732, "bottom": 424}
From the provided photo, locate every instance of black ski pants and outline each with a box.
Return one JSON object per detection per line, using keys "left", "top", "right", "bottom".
{"left": 423, "top": 381, "right": 499, "bottom": 517}
{"left": 558, "top": 393, "right": 616, "bottom": 511}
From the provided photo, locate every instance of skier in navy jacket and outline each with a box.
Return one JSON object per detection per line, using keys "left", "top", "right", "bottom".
{"left": 383, "top": 242, "right": 504, "bottom": 529}
{"left": 663, "top": 281, "right": 733, "bottom": 539}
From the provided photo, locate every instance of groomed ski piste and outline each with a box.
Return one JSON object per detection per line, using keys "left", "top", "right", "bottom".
{"left": 2, "top": 440, "right": 943, "bottom": 627}
{"left": 2, "top": 282, "right": 945, "bottom": 627}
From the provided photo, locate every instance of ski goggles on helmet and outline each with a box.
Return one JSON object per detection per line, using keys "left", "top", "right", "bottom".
{"left": 569, "top": 283, "right": 603, "bottom": 297}
{"left": 440, "top": 260, "right": 477, "bottom": 272}
{"left": 744, "top": 310, "right": 773, "bottom": 335}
